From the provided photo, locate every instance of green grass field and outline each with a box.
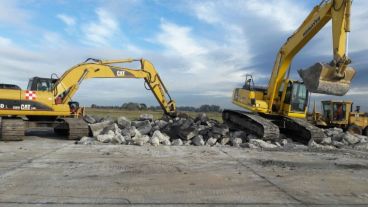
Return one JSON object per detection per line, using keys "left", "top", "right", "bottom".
{"left": 85, "top": 108, "right": 223, "bottom": 122}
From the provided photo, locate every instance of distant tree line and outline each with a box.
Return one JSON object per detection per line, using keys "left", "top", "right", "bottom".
{"left": 91, "top": 102, "right": 222, "bottom": 112}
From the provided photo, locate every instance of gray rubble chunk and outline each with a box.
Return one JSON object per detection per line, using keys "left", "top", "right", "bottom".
{"left": 249, "top": 139, "right": 277, "bottom": 149}
{"left": 139, "top": 114, "right": 154, "bottom": 122}
{"left": 321, "top": 137, "right": 332, "bottom": 145}
{"left": 151, "top": 130, "right": 170, "bottom": 143}
{"left": 212, "top": 125, "right": 229, "bottom": 136}
{"left": 325, "top": 127, "right": 344, "bottom": 137}
{"left": 220, "top": 137, "right": 230, "bottom": 145}
{"left": 117, "top": 116, "right": 131, "bottom": 129}
{"left": 150, "top": 136, "right": 160, "bottom": 147}
{"left": 97, "top": 130, "right": 115, "bottom": 143}
{"left": 89, "top": 120, "right": 113, "bottom": 137}
{"left": 231, "top": 138, "right": 243, "bottom": 147}
{"left": 156, "top": 120, "right": 168, "bottom": 129}
{"left": 162, "top": 139, "right": 171, "bottom": 146}
{"left": 83, "top": 115, "right": 96, "bottom": 124}
{"left": 183, "top": 140, "right": 192, "bottom": 146}
{"left": 77, "top": 136, "right": 96, "bottom": 145}
{"left": 206, "top": 137, "right": 217, "bottom": 146}
{"left": 172, "top": 139, "right": 183, "bottom": 146}
{"left": 111, "top": 134, "right": 125, "bottom": 144}
{"left": 332, "top": 140, "right": 345, "bottom": 148}
{"left": 132, "top": 134, "right": 150, "bottom": 146}
{"left": 308, "top": 139, "right": 335, "bottom": 150}
{"left": 135, "top": 120, "right": 152, "bottom": 135}
{"left": 354, "top": 142, "right": 368, "bottom": 150}
{"left": 192, "top": 135, "right": 205, "bottom": 146}
{"left": 343, "top": 132, "right": 361, "bottom": 145}
{"left": 179, "top": 127, "right": 198, "bottom": 140}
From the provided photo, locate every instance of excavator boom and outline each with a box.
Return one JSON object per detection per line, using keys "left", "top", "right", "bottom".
{"left": 296, "top": 0, "right": 355, "bottom": 96}
{"left": 54, "top": 58, "right": 176, "bottom": 115}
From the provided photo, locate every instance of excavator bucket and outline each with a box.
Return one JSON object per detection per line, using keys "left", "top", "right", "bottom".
{"left": 298, "top": 62, "right": 356, "bottom": 96}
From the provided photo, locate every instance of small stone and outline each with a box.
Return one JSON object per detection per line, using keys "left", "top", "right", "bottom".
{"left": 150, "top": 136, "right": 160, "bottom": 146}
{"left": 343, "top": 132, "right": 361, "bottom": 145}
{"left": 183, "top": 140, "right": 192, "bottom": 146}
{"left": 308, "top": 139, "right": 335, "bottom": 150}
{"left": 77, "top": 136, "right": 95, "bottom": 145}
{"left": 220, "top": 137, "right": 230, "bottom": 145}
{"left": 132, "top": 135, "right": 150, "bottom": 146}
{"left": 192, "top": 135, "right": 205, "bottom": 146}
{"left": 332, "top": 140, "right": 345, "bottom": 148}
{"left": 139, "top": 114, "right": 154, "bottom": 122}
{"left": 281, "top": 139, "right": 288, "bottom": 146}
{"left": 321, "top": 137, "right": 332, "bottom": 145}
{"left": 206, "top": 137, "right": 217, "bottom": 146}
{"left": 162, "top": 139, "right": 171, "bottom": 146}
{"left": 111, "top": 134, "right": 125, "bottom": 144}
{"left": 83, "top": 115, "right": 96, "bottom": 124}
{"left": 117, "top": 116, "right": 131, "bottom": 129}
{"left": 231, "top": 138, "right": 242, "bottom": 147}
{"left": 249, "top": 139, "right": 277, "bottom": 149}
{"left": 172, "top": 139, "right": 183, "bottom": 146}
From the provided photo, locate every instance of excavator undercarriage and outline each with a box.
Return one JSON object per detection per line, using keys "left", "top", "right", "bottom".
{"left": 223, "top": 110, "right": 325, "bottom": 144}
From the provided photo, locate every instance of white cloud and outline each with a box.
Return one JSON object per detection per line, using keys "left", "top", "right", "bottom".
{"left": 0, "top": 36, "right": 12, "bottom": 46}
{"left": 0, "top": 0, "right": 30, "bottom": 26}
{"left": 157, "top": 21, "right": 207, "bottom": 57}
{"left": 57, "top": 14, "right": 76, "bottom": 26}
{"left": 82, "top": 8, "right": 119, "bottom": 46}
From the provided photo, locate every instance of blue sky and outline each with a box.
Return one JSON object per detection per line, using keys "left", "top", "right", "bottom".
{"left": 0, "top": 0, "right": 367, "bottom": 110}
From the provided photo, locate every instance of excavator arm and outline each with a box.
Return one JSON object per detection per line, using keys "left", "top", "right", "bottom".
{"left": 267, "top": 0, "right": 355, "bottom": 109}
{"left": 53, "top": 58, "right": 176, "bottom": 115}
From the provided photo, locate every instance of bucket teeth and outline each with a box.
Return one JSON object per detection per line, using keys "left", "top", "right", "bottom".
{"left": 298, "top": 62, "right": 356, "bottom": 96}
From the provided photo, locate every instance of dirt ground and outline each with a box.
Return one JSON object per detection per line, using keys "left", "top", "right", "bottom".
{"left": 1, "top": 131, "right": 368, "bottom": 206}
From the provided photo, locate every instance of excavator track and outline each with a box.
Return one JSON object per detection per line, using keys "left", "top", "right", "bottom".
{"left": 0, "top": 118, "right": 25, "bottom": 141}
{"left": 222, "top": 110, "right": 280, "bottom": 140}
{"left": 54, "top": 118, "right": 90, "bottom": 140}
{"left": 279, "top": 117, "right": 325, "bottom": 144}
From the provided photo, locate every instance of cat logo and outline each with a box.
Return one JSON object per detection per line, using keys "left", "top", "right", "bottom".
{"left": 116, "top": 70, "right": 126, "bottom": 77}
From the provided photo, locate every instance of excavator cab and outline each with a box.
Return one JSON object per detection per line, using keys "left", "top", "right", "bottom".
{"left": 27, "top": 77, "right": 58, "bottom": 91}
{"left": 298, "top": 63, "right": 356, "bottom": 96}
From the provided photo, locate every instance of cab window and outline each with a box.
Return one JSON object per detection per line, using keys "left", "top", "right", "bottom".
{"left": 290, "top": 83, "right": 308, "bottom": 112}
{"left": 333, "top": 103, "right": 346, "bottom": 121}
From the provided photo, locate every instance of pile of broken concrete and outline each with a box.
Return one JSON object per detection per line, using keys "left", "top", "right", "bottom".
{"left": 309, "top": 127, "right": 368, "bottom": 150}
{"left": 77, "top": 113, "right": 368, "bottom": 151}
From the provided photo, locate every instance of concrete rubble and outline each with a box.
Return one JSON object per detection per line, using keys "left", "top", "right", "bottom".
{"left": 79, "top": 114, "right": 368, "bottom": 151}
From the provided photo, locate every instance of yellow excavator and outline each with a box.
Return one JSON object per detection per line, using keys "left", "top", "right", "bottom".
{"left": 0, "top": 58, "right": 176, "bottom": 141}
{"left": 223, "top": 0, "right": 355, "bottom": 143}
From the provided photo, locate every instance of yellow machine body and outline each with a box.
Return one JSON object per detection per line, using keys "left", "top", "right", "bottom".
{"left": 233, "top": 0, "right": 355, "bottom": 118}
{"left": 311, "top": 100, "right": 368, "bottom": 135}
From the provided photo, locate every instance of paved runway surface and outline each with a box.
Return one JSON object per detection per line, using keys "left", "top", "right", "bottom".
{"left": 1, "top": 136, "right": 368, "bottom": 206}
